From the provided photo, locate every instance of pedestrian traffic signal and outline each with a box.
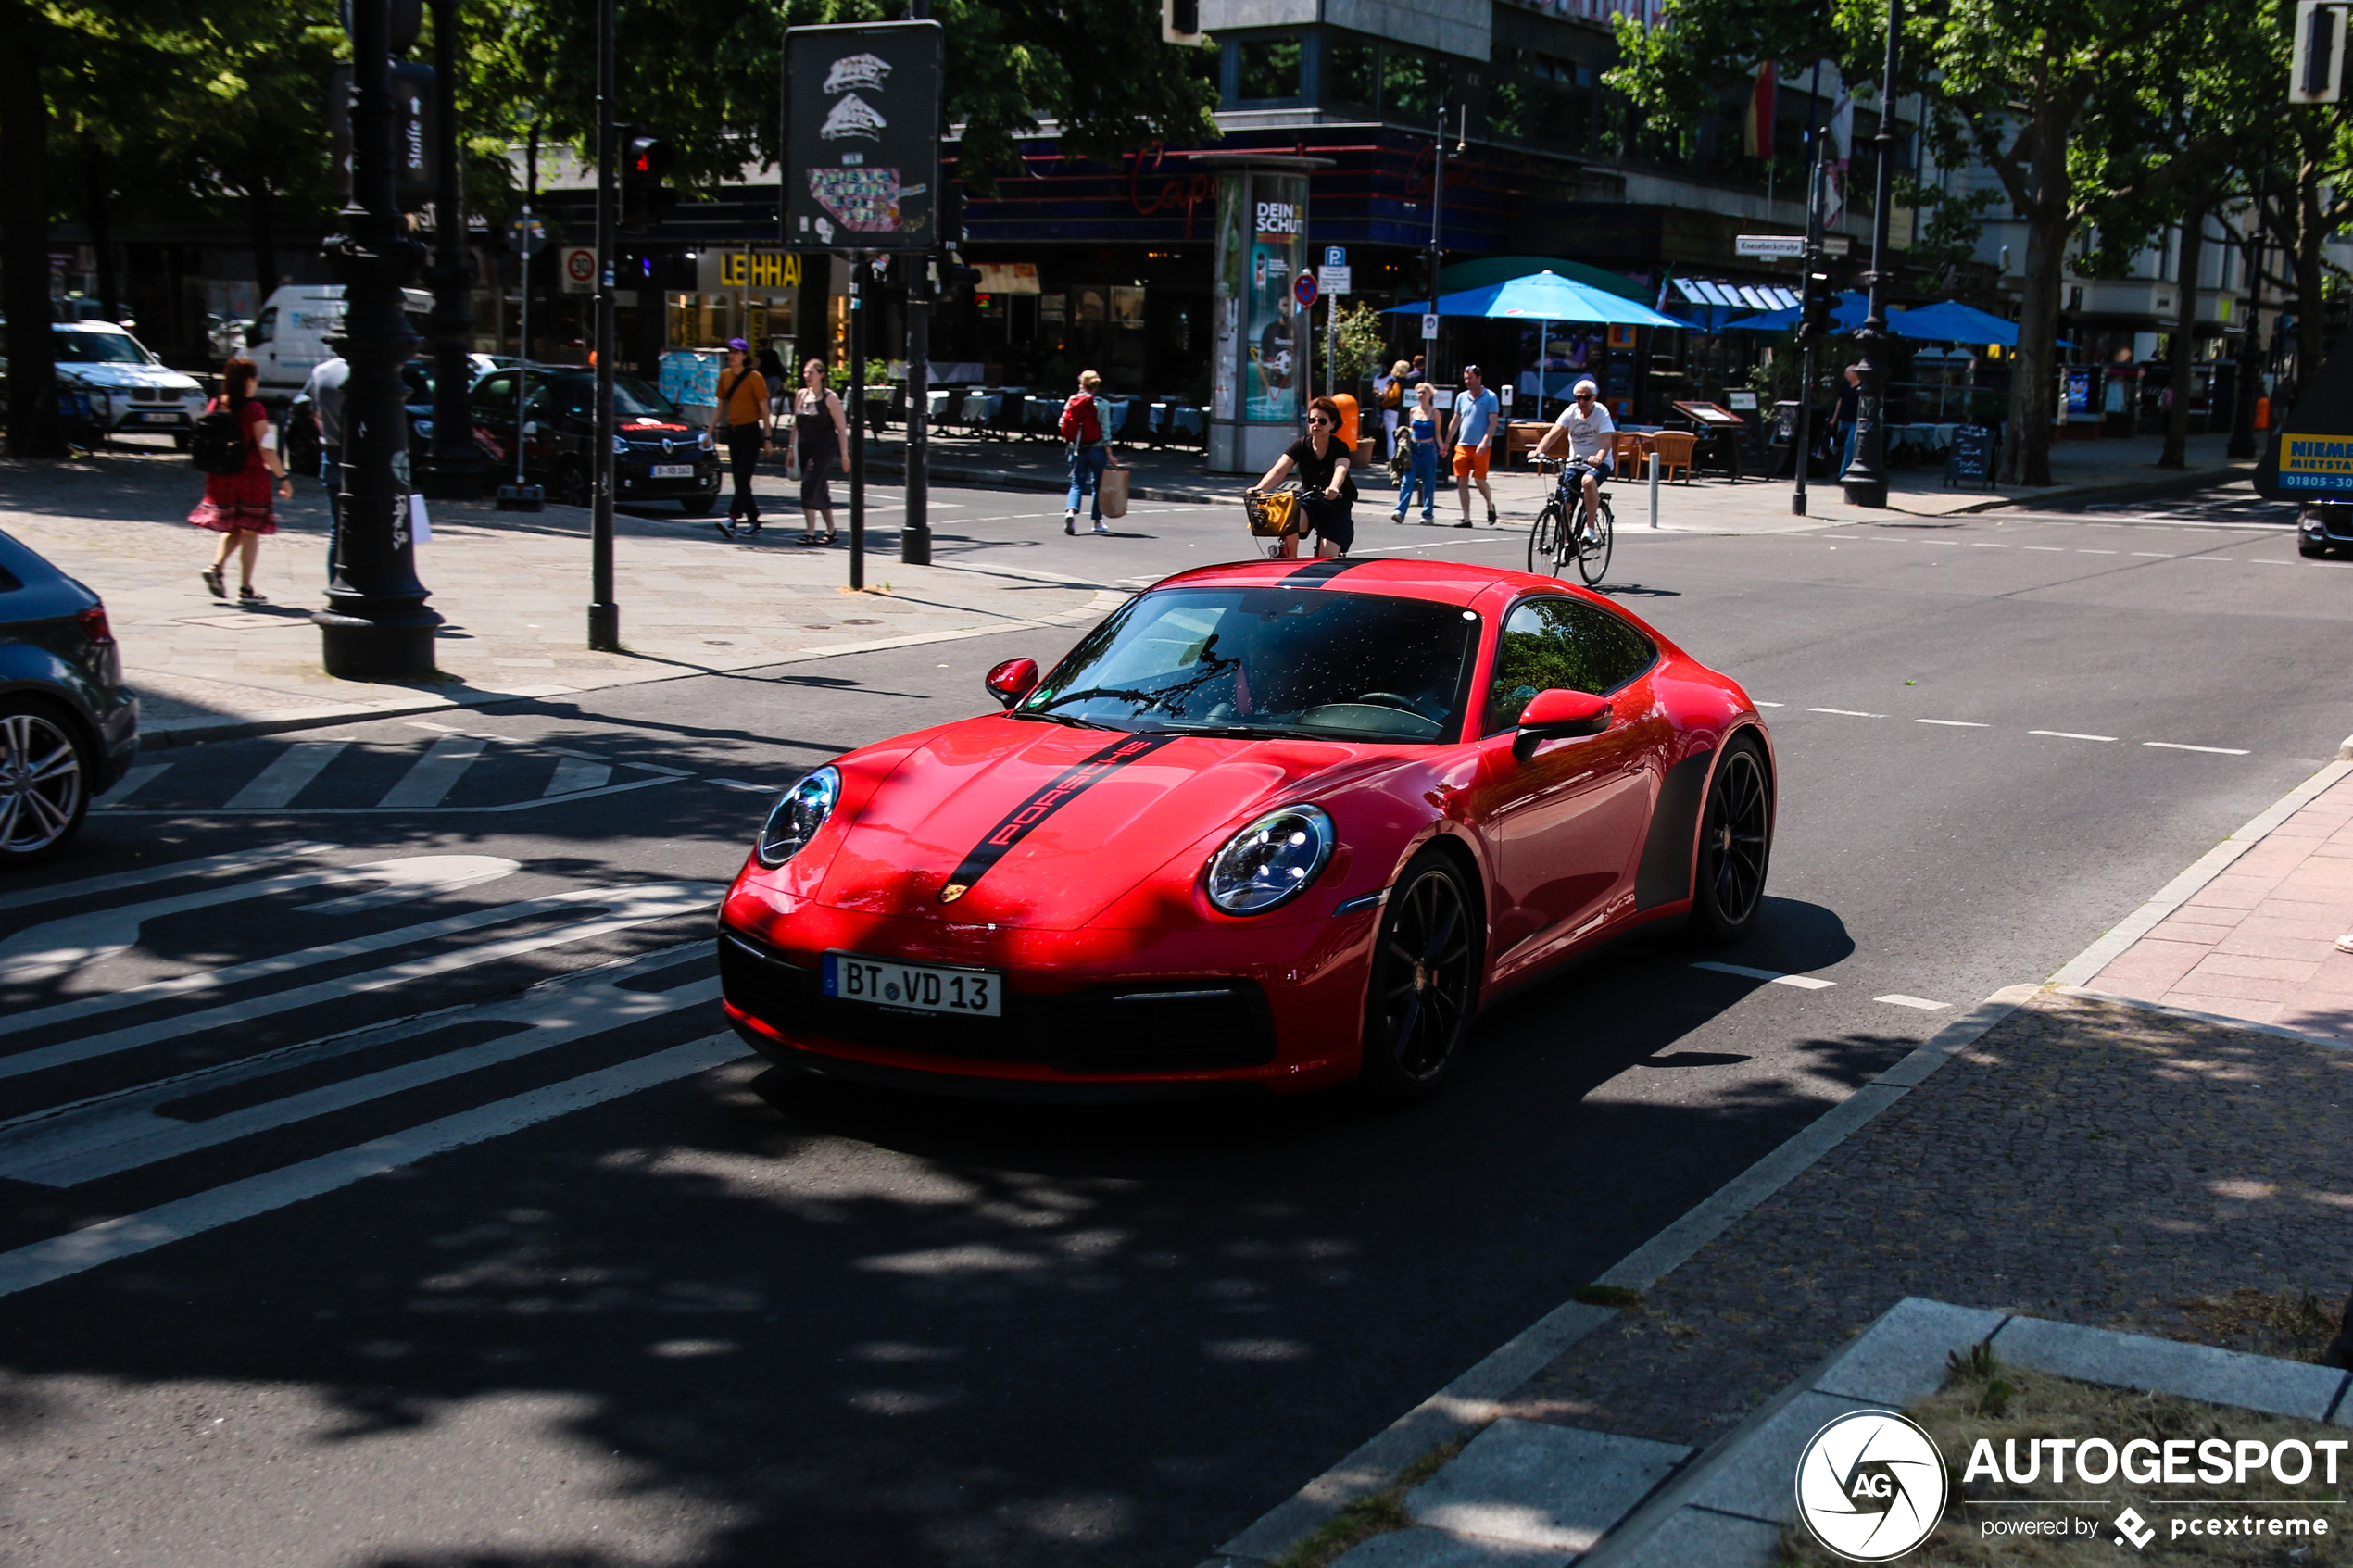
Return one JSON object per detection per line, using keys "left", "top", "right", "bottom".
{"left": 619, "top": 133, "right": 675, "bottom": 231}
{"left": 1798, "top": 269, "right": 1834, "bottom": 343}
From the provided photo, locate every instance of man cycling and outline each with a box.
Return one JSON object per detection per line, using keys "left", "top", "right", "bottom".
{"left": 1531, "top": 379, "right": 1615, "bottom": 536}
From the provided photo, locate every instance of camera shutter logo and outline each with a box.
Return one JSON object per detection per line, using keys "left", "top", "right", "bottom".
{"left": 1794, "top": 1409, "right": 1949, "bottom": 1562}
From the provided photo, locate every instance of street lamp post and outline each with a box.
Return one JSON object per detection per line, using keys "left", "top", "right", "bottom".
{"left": 586, "top": 0, "right": 619, "bottom": 650}
{"left": 421, "top": 0, "right": 484, "bottom": 500}
{"left": 1793, "top": 60, "right": 1826, "bottom": 517}
{"left": 316, "top": 0, "right": 443, "bottom": 680}
{"left": 1841, "top": 0, "right": 1902, "bottom": 509}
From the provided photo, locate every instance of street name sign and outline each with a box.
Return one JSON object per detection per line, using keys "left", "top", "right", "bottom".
{"left": 1736, "top": 234, "right": 1806, "bottom": 259}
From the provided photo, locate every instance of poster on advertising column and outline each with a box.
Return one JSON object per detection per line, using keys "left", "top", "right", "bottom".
{"left": 1244, "top": 175, "right": 1307, "bottom": 423}
{"left": 784, "top": 20, "right": 941, "bottom": 252}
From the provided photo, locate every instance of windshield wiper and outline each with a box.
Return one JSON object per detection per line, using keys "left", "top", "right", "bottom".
{"left": 1143, "top": 723, "right": 1332, "bottom": 741}
{"left": 1010, "top": 709, "right": 1114, "bottom": 730}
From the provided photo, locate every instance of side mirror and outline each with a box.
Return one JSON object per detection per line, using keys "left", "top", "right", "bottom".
{"left": 1514, "top": 688, "right": 1611, "bottom": 756}
{"left": 985, "top": 657, "right": 1039, "bottom": 709}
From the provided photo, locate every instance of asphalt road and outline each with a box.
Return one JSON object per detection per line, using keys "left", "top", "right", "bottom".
{"left": 0, "top": 477, "right": 2339, "bottom": 1568}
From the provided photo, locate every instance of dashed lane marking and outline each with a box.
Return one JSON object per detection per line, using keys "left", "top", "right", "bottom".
{"left": 1876, "top": 995, "right": 1950, "bottom": 1010}
{"left": 2145, "top": 741, "right": 2251, "bottom": 755}
{"left": 2024, "top": 546, "right": 2067, "bottom": 551}
{"left": 1915, "top": 719, "right": 1990, "bottom": 728}
{"left": 1755, "top": 701, "right": 1785, "bottom": 708}
{"left": 706, "top": 778, "right": 772, "bottom": 792}
{"left": 1969, "top": 543, "right": 2008, "bottom": 548}
{"left": 2132, "top": 551, "right": 2173, "bottom": 557}
{"left": 1691, "top": 961, "right": 1837, "bottom": 990}
{"left": 1807, "top": 708, "right": 1883, "bottom": 718}
{"left": 2029, "top": 730, "right": 2116, "bottom": 743}
{"left": 2076, "top": 549, "right": 2118, "bottom": 555}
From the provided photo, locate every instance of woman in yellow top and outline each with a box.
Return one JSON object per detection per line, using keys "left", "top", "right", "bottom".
{"left": 708, "top": 337, "right": 768, "bottom": 540}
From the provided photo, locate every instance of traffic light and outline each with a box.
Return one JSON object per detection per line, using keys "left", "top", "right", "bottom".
{"left": 1797, "top": 267, "right": 1834, "bottom": 343}
{"left": 619, "top": 132, "right": 675, "bottom": 231}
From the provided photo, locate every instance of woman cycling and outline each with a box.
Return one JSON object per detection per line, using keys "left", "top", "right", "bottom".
{"left": 1249, "top": 395, "right": 1355, "bottom": 559}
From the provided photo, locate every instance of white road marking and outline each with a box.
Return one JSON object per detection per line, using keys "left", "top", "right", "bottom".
{"left": 377, "top": 734, "right": 487, "bottom": 809}
{"left": 2144, "top": 741, "right": 2250, "bottom": 755}
{"left": 1915, "top": 719, "right": 1990, "bottom": 728}
{"left": 0, "top": 843, "right": 343, "bottom": 916}
{"left": 96, "top": 774, "right": 685, "bottom": 817}
{"left": 706, "top": 778, "right": 772, "bottom": 792}
{"left": 1969, "top": 543, "right": 2008, "bottom": 548}
{"left": 2023, "top": 546, "right": 2067, "bottom": 552}
{"left": 543, "top": 756, "right": 612, "bottom": 796}
{"left": 0, "top": 855, "right": 519, "bottom": 987}
{"left": 1875, "top": 995, "right": 1950, "bottom": 1011}
{"left": 618, "top": 759, "right": 691, "bottom": 777}
{"left": 0, "top": 1034, "right": 747, "bottom": 1299}
{"left": 1806, "top": 708, "right": 1883, "bottom": 718}
{"left": 2183, "top": 557, "right": 2235, "bottom": 562}
{"left": 2131, "top": 551, "right": 2172, "bottom": 557}
{"left": 1691, "top": 961, "right": 1836, "bottom": 989}
{"left": 225, "top": 740, "right": 350, "bottom": 809}
{"left": 2028, "top": 730, "right": 2116, "bottom": 743}
{"left": 1754, "top": 701, "right": 1785, "bottom": 708}
{"left": 2076, "top": 549, "right": 2118, "bottom": 555}
{"left": 0, "top": 882, "right": 721, "bottom": 1079}
{"left": 2250, "top": 558, "right": 2293, "bottom": 565}
{"left": 405, "top": 720, "right": 462, "bottom": 733}
{"left": 93, "top": 762, "right": 171, "bottom": 809}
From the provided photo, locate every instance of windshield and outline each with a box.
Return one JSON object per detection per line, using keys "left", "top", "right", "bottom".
{"left": 53, "top": 330, "right": 152, "bottom": 365}
{"left": 1022, "top": 586, "right": 1480, "bottom": 743}
{"left": 613, "top": 375, "right": 682, "bottom": 421}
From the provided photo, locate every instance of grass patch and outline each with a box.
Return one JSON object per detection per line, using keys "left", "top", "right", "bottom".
{"left": 1574, "top": 1284, "right": 1645, "bottom": 1310}
{"left": 1271, "top": 1432, "right": 1474, "bottom": 1568}
{"left": 2173, "top": 1287, "right": 2345, "bottom": 1363}
{"left": 1777, "top": 1349, "right": 2349, "bottom": 1565}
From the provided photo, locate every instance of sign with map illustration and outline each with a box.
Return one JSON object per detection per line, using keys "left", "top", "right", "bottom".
{"left": 785, "top": 21, "right": 942, "bottom": 252}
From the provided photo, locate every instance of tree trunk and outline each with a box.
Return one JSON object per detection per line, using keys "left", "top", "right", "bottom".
{"left": 249, "top": 166, "right": 277, "bottom": 304}
{"left": 2006, "top": 208, "right": 2069, "bottom": 487}
{"left": 86, "top": 150, "right": 118, "bottom": 324}
{"left": 2159, "top": 208, "right": 2204, "bottom": 470}
{"left": 0, "top": 0, "right": 57, "bottom": 457}
{"left": 2296, "top": 161, "right": 2326, "bottom": 395}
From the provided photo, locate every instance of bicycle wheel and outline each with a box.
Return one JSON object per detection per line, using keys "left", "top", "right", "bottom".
{"left": 1576, "top": 496, "right": 1615, "bottom": 586}
{"left": 1529, "top": 501, "right": 1564, "bottom": 575}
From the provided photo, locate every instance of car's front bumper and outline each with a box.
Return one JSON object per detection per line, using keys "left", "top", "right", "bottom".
{"left": 617, "top": 463, "right": 722, "bottom": 500}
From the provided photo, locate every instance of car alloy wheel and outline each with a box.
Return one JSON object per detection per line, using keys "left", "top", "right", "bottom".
{"left": 1692, "top": 737, "right": 1770, "bottom": 942}
{"left": 0, "top": 705, "right": 89, "bottom": 865}
{"left": 1359, "top": 852, "right": 1478, "bottom": 1104}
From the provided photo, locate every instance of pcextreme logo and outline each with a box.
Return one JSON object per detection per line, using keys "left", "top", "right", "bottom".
{"left": 1795, "top": 1410, "right": 1949, "bottom": 1562}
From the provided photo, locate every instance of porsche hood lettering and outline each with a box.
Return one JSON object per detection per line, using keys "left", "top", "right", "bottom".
{"left": 937, "top": 734, "right": 1180, "bottom": 903}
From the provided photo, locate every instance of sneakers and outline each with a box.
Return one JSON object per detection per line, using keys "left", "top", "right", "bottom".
{"left": 1421, "top": 512, "right": 1436, "bottom": 524}
{"left": 1091, "top": 521, "right": 1110, "bottom": 534}
{"left": 1390, "top": 510, "right": 1405, "bottom": 524}
{"left": 714, "top": 520, "right": 737, "bottom": 540}
{"left": 1063, "top": 510, "right": 1077, "bottom": 535}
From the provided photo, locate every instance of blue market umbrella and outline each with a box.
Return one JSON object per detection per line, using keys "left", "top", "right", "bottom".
{"left": 1723, "top": 290, "right": 1869, "bottom": 332}
{"left": 1889, "top": 299, "right": 2045, "bottom": 346}
{"left": 1387, "top": 270, "right": 1692, "bottom": 328}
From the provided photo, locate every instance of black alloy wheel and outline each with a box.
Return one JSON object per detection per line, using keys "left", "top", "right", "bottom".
{"left": 1692, "top": 736, "right": 1771, "bottom": 943}
{"left": 0, "top": 702, "right": 91, "bottom": 867}
{"left": 1358, "top": 851, "right": 1480, "bottom": 1104}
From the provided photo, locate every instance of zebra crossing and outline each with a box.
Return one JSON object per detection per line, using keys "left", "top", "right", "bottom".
{"left": 95, "top": 721, "right": 711, "bottom": 816}
{"left": 0, "top": 847, "right": 746, "bottom": 1298}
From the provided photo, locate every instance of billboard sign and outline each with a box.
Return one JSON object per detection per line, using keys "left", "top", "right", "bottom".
{"left": 785, "top": 20, "right": 943, "bottom": 252}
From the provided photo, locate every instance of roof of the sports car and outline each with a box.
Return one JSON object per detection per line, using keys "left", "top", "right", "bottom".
{"left": 1146, "top": 556, "right": 1557, "bottom": 607}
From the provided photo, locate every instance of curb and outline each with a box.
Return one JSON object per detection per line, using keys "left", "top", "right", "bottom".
{"left": 2057, "top": 985, "right": 2353, "bottom": 1053}
{"left": 1194, "top": 982, "right": 2038, "bottom": 1568}
{"left": 129, "top": 589, "right": 1132, "bottom": 753}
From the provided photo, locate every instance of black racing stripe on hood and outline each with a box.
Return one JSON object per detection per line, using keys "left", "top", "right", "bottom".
{"left": 935, "top": 733, "right": 1182, "bottom": 904}
{"left": 1284, "top": 556, "right": 1376, "bottom": 584}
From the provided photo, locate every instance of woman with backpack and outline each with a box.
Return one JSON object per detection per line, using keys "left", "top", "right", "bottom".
{"left": 189, "top": 356, "right": 291, "bottom": 604}
{"left": 709, "top": 338, "right": 769, "bottom": 540}
{"left": 1059, "top": 370, "right": 1122, "bottom": 536}
{"left": 1374, "top": 358, "right": 1411, "bottom": 458}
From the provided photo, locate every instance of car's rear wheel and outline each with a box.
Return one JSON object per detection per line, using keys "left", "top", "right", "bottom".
{"left": 1358, "top": 849, "right": 1480, "bottom": 1104}
{"left": 1692, "top": 735, "right": 1771, "bottom": 944}
{"left": 553, "top": 458, "right": 590, "bottom": 508}
{"left": 0, "top": 701, "right": 92, "bottom": 867}
{"left": 677, "top": 497, "right": 713, "bottom": 517}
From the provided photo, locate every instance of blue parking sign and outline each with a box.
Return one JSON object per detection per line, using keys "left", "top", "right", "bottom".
{"left": 1324, "top": 245, "right": 1346, "bottom": 269}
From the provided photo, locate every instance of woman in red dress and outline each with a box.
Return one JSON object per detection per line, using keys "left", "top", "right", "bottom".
{"left": 189, "top": 356, "right": 292, "bottom": 604}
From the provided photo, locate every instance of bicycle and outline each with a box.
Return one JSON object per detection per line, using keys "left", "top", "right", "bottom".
{"left": 1529, "top": 457, "right": 1614, "bottom": 586}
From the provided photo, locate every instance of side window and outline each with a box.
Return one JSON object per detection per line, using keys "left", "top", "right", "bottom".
{"left": 247, "top": 307, "right": 276, "bottom": 346}
{"left": 1484, "top": 597, "right": 1656, "bottom": 734}
{"left": 472, "top": 372, "right": 513, "bottom": 415}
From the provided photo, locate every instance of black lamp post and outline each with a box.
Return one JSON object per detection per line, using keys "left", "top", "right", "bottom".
{"left": 586, "top": 0, "right": 619, "bottom": 650}
{"left": 2227, "top": 186, "right": 2267, "bottom": 461}
{"left": 316, "top": 0, "right": 443, "bottom": 680}
{"left": 421, "top": 0, "right": 484, "bottom": 500}
{"left": 1841, "top": 0, "right": 1902, "bottom": 508}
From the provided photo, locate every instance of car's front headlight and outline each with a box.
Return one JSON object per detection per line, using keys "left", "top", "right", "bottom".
{"left": 612, "top": 433, "right": 630, "bottom": 456}
{"left": 698, "top": 430, "right": 714, "bottom": 451}
{"left": 757, "top": 767, "right": 840, "bottom": 868}
{"left": 1205, "top": 804, "right": 1334, "bottom": 915}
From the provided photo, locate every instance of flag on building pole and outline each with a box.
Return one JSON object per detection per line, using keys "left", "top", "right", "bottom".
{"left": 1743, "top": 62, "right": 1777, "bottom": 159}
{"left": 1825, "top": 87, "right": 1855, "bottom": 227}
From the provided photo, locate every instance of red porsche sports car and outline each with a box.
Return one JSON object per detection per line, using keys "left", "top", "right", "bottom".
{"left": 718, "top": 555, "right": 1773, "bottom": 1103}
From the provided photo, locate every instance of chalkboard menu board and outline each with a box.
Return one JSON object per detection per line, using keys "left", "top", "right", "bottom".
{"left": 1946, "top": 423, "right": 1998, "bottom": 490}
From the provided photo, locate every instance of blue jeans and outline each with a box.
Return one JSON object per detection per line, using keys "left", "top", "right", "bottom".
{"left": 1839, "top": 420, "right": 1858, "bottom": 476}
{"left": 1396, "top": 443, "right": 1439, "bottom": 518}
{"left": 1066, "top": 444, "right": 1108, "bottom": 520}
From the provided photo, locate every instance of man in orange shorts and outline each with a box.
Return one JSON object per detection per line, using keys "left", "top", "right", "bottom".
{"left": 1445, "top": 364, "right": 1501, "bottom": 527}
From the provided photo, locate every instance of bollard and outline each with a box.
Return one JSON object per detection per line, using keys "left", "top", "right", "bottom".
{"left": 1649, "top": 454, "right": 1660, "bottom": 529}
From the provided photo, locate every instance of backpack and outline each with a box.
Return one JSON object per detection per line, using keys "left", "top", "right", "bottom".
{"left": 190, "top": 397, "right": 250, "bottom": 476}
{"left": 1379, "top": 378, "right": 1403, "bottom": 409}
{"left": 1058, "top": 393, "right": 1100, "bottom": 445}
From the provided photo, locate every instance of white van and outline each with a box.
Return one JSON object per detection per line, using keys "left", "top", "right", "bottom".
{"left": 247, "top": 284, "right": 434, "bottom": 401}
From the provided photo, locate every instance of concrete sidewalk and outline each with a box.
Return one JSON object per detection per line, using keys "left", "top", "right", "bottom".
{"left": 0, "top": 449, "right": 1125, "bottom": 747}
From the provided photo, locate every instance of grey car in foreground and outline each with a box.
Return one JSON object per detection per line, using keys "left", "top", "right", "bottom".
{"left": 0, "top": 528, "right": 138, "bottom": 865}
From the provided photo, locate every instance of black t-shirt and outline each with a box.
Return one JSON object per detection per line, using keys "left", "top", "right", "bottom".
{"left": 1285, "top": 434, "right": 1357, "bottom": 503}
{"left": 1833, "top": 380, "right": 1859, "bottom": 423}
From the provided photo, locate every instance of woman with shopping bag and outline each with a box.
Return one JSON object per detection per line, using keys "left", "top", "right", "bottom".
{"left": 1059, "top": 370, "right": 1122, "bottom": 535}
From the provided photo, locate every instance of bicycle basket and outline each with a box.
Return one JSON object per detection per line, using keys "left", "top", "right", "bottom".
{"left": 1245, "top": 483, "right": 1303, "bottom": 537}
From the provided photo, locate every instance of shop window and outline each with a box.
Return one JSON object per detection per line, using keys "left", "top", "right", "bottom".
{"left": 1238, "top": 37, "right": 1302, "bottom": 102}
{"left": 1327, "top": 38, "right": 1376, "bottom": 108}
{"left": 1385, "top": 51, "right": 1448, "bottom": 123}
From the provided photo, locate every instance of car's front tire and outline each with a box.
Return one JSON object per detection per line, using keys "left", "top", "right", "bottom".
{"left": 0, "top": 699, "right": 93, "bottom": 868}
{"left": 1691, "top": 735, "right": 1772, "bottom": 944}
{"left": 2302, "top": 540, "right": 2330, "bottom": 558}
{"left": 1357, "top": 848, "right": 1480, "bottom": 1105}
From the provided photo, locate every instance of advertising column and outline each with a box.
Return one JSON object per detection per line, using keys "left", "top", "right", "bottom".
{"left": 1209, "top": 169, "right": 1308, "bottom": 473}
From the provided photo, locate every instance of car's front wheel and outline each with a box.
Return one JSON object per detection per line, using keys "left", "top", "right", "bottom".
{"left": 553, "top": 458, "right": 590, "bottom": 508}
{"left": 1357, "top": 849, "right": 1480, "bottom": 1105}
{"left": 1691, "top": 735, "right": 1772, "bottom": 943}
{"left": 0, "top": 700, "right": 92, "bottom": 868}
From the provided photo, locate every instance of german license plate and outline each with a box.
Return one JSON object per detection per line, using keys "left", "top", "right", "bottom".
{"left": 651, "top": 463, "right": 694, "bottom": 478}
{"left": 824, "top": 951, "right": 1001, "bottom": 1017}
{"left": 139, "top": 412, "right": 181, "bottom": 423}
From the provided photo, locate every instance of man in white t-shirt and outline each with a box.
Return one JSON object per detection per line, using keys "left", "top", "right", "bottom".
{"left": 1533, "top": 378, "right": 1616, "bottom": 533}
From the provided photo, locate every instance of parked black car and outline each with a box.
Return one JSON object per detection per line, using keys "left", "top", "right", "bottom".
{"left": 469, "top": 368, "right": 723, "bottom": 513}
{"left": 0, "top": 529, "right": 138, "bottom": 866}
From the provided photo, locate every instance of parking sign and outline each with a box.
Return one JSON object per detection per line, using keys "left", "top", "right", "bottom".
{"left": 1324, "top": 245, "right": 1346, "bottom": 269}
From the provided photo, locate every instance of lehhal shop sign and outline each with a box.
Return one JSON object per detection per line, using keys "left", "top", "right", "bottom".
{"left": 719, "top": 251, "right": 806, "bottom": 290}
{"left": 784, "top": 20, "right": 942, "bottom": 252}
